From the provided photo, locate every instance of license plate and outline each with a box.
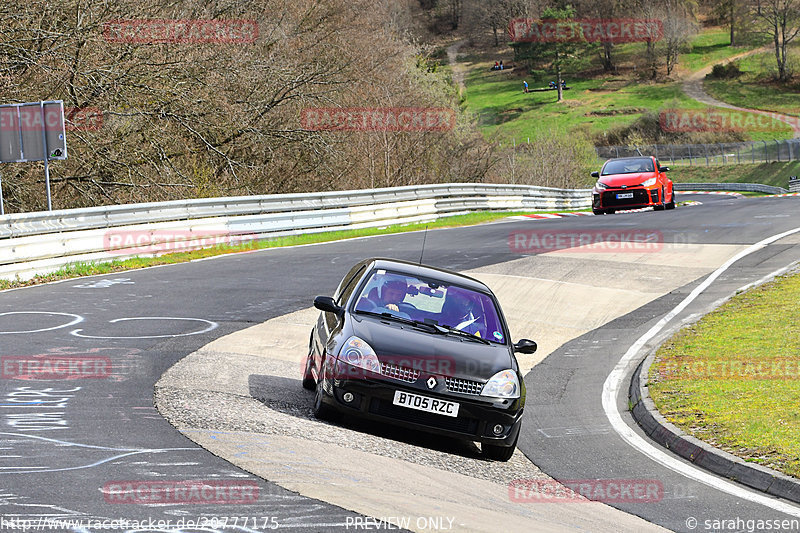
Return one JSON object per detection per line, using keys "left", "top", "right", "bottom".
{"left": 616, "top": 192, "right": 634, "bottom": 199}
{"left": 392, "top": 390, "right": 459, "bottom": 417}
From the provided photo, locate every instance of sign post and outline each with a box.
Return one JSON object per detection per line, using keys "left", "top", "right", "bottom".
{"left": 0, "top": 100, "right": 67, "bottom": 211}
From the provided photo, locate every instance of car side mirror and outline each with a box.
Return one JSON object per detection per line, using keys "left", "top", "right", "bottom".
{"left": 314, "top": 296, "right": 343, "bottom": 317}
{"left": 513, "top": 339, "right": 537, "bottom": 354}
{"left": 661, "top": 166, "right": 670, "bottom": 172}
{"left": 591, "top": 171, "right": 600, "bottom": 178}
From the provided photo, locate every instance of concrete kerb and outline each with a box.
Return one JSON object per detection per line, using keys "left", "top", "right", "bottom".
{"left": 629, "top": 335, "right": 800, "bottom": 505}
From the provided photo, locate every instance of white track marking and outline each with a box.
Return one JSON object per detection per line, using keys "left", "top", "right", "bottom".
{"left": 603, "top": 226, "right": 800, "bottom": 516}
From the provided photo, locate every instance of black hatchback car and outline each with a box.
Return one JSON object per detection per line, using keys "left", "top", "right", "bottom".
{"left": 302, "top": 258, "right": 537, "bottom": 461}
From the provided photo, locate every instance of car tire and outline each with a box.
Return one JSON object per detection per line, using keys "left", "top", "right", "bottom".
{"left": 482, "top": 432, "right": 519, "bottom": 462}
{"left": 592, "top": 208, "right": 606, "bottom": 215}
{"left": 312, "top": 357, "right": 339, "bottom": 421}
{"left": 302, "top": 354, "right": 316, "bottom": 391}
{"left": 665, "top": 189, "right": 676, "bottom": 210}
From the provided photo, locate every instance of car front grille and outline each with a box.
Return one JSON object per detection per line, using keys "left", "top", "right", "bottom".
{"left": 380, "top": 362, "right": 420, "bottom": 383}
{"left": 602, "top": 188, "right": 650, "bottom": 207}
{"left": 444, "top": 376, "right": 484, "bottom": 395}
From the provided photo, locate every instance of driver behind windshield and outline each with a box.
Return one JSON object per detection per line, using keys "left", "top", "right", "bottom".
{"left": 378, "top": 279, "right": 408, "bottom": 312}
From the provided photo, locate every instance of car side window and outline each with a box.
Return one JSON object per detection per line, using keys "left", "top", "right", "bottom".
{"left": 335, "top": 266, "right": 366, "bottom": 306}
{"left": 332, "top": 263, "right": 363, "bottom": 302}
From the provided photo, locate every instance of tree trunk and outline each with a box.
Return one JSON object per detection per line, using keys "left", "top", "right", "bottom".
{"left": 730, "top": 0, "right": 736, "bottom": 46}
{"left": 556, "top": 62, "right": 563, "bottom": 102}
{"left": 602, "top": 42, "right": 614, "bottom": 71}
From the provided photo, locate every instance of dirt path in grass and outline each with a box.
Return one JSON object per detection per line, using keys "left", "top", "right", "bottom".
{"left": 682, "top": 46, "right": 800, "bottom": 137}
{"left": 446, "top": 39, "right": 468, "bottom": 93}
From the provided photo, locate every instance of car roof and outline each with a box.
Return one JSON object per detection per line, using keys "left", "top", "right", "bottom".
{"left": 365, "top": 258, "right": 492, "bottom": 293}
{"left": 603, "top": 156, "right": 655, "bottom": 164}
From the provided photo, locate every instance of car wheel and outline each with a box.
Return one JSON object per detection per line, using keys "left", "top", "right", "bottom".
{"left": 312, "top": 357, "right": 339, "bottom": 421}
{"left": 665, "top": 188, "right": 676, "bottom": 210}
{"left": 301, "top": 343, "right": 316, "bottom": 391}
{"left": 592, "top": 208, "right": 606, "bottom": 215}
{"left": 482, "top": 431, "right": 519, "bottom": 462}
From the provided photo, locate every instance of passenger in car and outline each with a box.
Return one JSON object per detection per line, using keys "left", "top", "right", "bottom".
{"left": 439, "top": 287, "right": 484, "bottom": 337}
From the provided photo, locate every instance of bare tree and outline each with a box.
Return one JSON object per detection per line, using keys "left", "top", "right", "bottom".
{"left": 662, "top": 0, "right": 698, "bottom": 75}
{"left": 755, "top": 0, "right": 800, "bottom": 81}
{"left": 0, "top": 0, "right": 489, "bottom": 212}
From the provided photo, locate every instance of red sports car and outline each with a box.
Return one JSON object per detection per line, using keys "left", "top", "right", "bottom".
{"left": 591, "top": 156, "right": 675, "bottom": 215}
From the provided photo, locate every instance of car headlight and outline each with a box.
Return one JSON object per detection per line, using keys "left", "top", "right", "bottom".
{"left": 481, "top": 369, "right": 520, "bottom": 399}
{"left": 339, "top": 336, "right": 380, "bottom": 373}
{"left": 595, "top": 181, "right": 608, "bottom": 190}
{"left": 640, "top": 177, "right": 657, "bottom": 187}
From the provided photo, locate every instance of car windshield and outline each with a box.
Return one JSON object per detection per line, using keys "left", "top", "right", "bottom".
{"left": 353, "top": 269, "right": 507, "bottom": 344}
{"left": 601, "top": 158, "right": 654, "bottom": 175}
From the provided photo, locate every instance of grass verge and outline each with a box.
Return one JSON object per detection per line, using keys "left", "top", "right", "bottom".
{"left": 0, "top": 209, "right": 581, "bottom": 291}
{"left": 648, "top": 270, "right": 800, "bottom": 478}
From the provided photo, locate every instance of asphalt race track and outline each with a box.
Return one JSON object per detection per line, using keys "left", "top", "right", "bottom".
{"left": 2, "top": 192, "right": 800, "bottom": 532}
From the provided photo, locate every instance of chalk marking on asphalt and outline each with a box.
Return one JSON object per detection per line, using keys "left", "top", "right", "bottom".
{"left": 0, "top": 432, "right": 199, "bottom": 474}
{"left": 0, "top": 312, "right": 83, "bottom": 335}
{"left": 70, "top": 317, "right": 218, "bottom": 339}
{"left": 602, "top": 226, "right": 800, "bottom": 517}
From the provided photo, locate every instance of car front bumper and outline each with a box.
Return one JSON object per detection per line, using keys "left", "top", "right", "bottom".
{"left": 594, "top": 187, "right": 660, "bottom": 209}
{"left": 320, "top": 359, "right": 524, "bottom": 447}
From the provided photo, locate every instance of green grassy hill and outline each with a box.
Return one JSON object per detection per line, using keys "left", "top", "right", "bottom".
{"left": 459, "top": 29, "right": 797, "bottom": 147}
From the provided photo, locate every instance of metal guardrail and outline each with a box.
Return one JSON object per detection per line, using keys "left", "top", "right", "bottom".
{"left": 0, "top": 183, "right": 592, "bottom": 281}
{"left": 675, "top": 182, "right": 788, "bottom": 195}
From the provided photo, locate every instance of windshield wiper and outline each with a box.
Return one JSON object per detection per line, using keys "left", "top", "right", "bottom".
{"left": 433, "top": 324, "right": 491, "bottom": 345}
{"left": 357, "top": 311, "right": 439, "bottom": 333}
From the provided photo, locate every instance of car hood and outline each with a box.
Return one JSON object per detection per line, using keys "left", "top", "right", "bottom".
{"left": 598, "top": 172, "right": 654, "bottom": 187}
{"left": 351, "top": 315, "right": 515, "bottom": 381}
